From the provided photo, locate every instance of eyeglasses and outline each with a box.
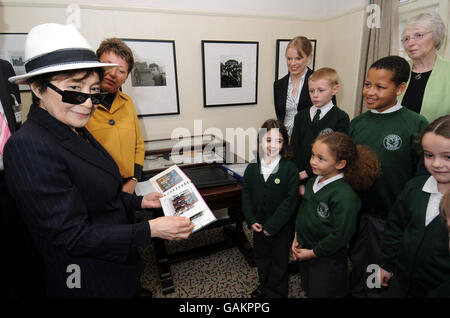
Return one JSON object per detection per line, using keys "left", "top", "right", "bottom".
{"left": 401, "top": 31, "right": 432, "bottom": 44}
{"left": 46, "top": 82, "right": 107, "bottom": 105}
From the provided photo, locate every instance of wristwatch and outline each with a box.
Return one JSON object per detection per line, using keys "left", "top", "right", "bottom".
{"left": 131, "top": 177, "right": 138, "bottom": 182}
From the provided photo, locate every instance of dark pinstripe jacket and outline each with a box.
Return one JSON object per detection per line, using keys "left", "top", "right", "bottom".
{"left": 4, "top": 104, "right": 150, "bottom": 297}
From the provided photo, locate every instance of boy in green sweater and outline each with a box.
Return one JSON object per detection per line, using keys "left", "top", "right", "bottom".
{"left": 291, "top": 67, "right": 349, "bottom": 195}
{"left": 348, "top": 56, "right": 429, "bottom": 298}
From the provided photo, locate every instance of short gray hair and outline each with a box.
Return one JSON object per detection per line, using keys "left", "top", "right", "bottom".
{"left": 403, "top": 11, "right": 447, "bottom": 50}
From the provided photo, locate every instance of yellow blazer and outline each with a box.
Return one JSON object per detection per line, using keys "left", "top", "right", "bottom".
{"left": 86, "top": 90, "right": 145, "bottom": 179}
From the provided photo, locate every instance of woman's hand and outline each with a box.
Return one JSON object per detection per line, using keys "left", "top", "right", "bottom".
{"left": 122, "top": 179, "right": 137, "bottom": 194}
{"left": 141, "top": 192, "right": 164, "bottom": 209}
{"left": 149, "top": 216, "right": 194, "bottom": 240}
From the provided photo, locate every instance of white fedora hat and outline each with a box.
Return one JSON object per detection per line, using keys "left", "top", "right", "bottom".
{"left": 9, "top": 23, "right": 116, "bottom": 84}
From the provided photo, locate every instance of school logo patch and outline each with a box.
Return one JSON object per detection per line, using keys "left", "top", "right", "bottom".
{"left": 320, "top": 128, "right": 334, "bottom": 136}
{"left": 383, "top": 134, "right": 402, "bottom": 151}
{"left": 317, "top": 202, "right": 330, "bottom": 218}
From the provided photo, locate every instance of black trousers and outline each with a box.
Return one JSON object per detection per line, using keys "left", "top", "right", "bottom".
{"left": 299, "top": 256, "right": 349, "bottom": 298}
{"left": 350, "top": 214, "right": 388, "bottom": 298}
{"left": 1, "top": 171, "right": 46, "bottom": 298}
{"left": 384, "top": 275, "right": 407, "bottom": 298}
{"left": 253, "top": 221, "right": 294, "bottom": 298}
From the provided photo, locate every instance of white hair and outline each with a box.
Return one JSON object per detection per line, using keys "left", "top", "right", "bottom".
{"left": 403, "top": 11, "right": 447, "bottom": 50}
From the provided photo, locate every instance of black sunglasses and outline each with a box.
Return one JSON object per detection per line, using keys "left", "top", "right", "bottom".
{"left": 46, "top": 82, "right": 107, "bottom": 105}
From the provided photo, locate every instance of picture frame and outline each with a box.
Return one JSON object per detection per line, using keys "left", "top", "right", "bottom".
{"left": 121, "top": 39, "right": 180, "bottom": 117}
{"left": 202, "top": 40, "right": 258, "bottom": 107}
{"left": 0, "top": 33, "right": 29, "bottom": 91}
{"left": 275, "top": 39, "right": 317, "bottom": 81}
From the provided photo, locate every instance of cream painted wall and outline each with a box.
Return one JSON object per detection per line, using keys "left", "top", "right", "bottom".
{"left": 0, "top": 1, "right": 366, "bottom": 144}
{"left": 320, "top": 9, "right": 366, "bottom": 117}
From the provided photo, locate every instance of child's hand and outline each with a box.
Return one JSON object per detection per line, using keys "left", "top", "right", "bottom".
{"left": 295, "top": 248, "right": 316, "bottom": 261}
{"left": 299, "top": 185, "right": 306, "bottom": 196}
{"left": 291, "top": 238, "right": 302, "bottom": 260}
{"left": 263, "top": 229, "right": 271, "bottom": 236}
{"left": 252, "top": 223, "right": 263, "bottom": 232}
{"left": 299, "top": 170, "right": 308, "bottom": 180}
{"left": 378, "top": 267, "right": 393, "bottom": 287}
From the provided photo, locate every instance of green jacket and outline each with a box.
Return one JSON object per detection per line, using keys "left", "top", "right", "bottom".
{"left": 241, "top": 159, "right": 299, "bottom": 236}
{"left": 295, "top": 177, "right": 360, "bottom": 259}
{"left": 381, "top": 176, "right": 450, "bottom": 297}
{"left": 399, "top": 54, "right": 450, "bottom": 122}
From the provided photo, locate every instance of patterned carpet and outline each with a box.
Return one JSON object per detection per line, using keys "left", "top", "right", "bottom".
{"left": 139, "top": 218, "right": 305, "bottom": 298}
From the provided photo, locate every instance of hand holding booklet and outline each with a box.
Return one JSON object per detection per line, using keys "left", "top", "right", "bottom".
{"left": 135, "top": 165, "right": 217, "bottom": 232}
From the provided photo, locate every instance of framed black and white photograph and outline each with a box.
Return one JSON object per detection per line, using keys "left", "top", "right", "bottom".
{"left": 121, "top": 39, "right": 179, "bottom": 116}
{"left": 0, "top": 33, "right": 28, "bottom": 91}
{"left": 275, "top": 39, "right": 316, "bottom": 80}
{"left": 202, "top": 41, "right": 258, "bottom": 107}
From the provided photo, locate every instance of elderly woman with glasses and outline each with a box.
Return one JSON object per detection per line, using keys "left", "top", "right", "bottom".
{"left": 4, "top": 23, "right": 193, "bottom": 298}
{"left": 399, "top": 11, "right": 450, "bottom": 122}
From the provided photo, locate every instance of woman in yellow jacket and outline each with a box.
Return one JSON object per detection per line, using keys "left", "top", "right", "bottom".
{"left": 86, "top": 38, "right": 145, "bottom": 194}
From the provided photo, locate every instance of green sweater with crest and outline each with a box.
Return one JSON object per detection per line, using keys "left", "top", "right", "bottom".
{"left": 241, "top": 159, "right": 299, "bottom": 236}
{"left": 295, "top": 177, "right": 360, "bottom": 259}
{"left": 348, "top": 107, "right": 428, "bottom": 219}
{"left": 381, "top": 176, "right": 450, "bottom": 297}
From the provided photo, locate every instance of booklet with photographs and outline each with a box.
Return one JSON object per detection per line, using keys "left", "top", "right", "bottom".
{"left": 135, "top": 165, "right": 217, "bottom": 232}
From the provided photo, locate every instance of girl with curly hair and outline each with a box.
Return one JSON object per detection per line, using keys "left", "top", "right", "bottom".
{"left": 292, "top": 131, "right": 380, "bottom": 298}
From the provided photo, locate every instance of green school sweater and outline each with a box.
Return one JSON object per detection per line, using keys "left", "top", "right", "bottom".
{"left": 241, "top": 159, "right": 299, "bottom": 236}
{"left": 348, "top": 107, "right": 428, "bottom": 219}
{"left": 381, "top": 176, "right": 450, "bottom": 297}
{"left": 295, "top": 177, "right": 361, "bottom": 259}
{"left": 291, "top": 105, "right": 349, "bottom": 180}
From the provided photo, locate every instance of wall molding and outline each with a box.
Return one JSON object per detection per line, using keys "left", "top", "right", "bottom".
{"left": 0, "top": 1, "right": 366, "bottom": 23}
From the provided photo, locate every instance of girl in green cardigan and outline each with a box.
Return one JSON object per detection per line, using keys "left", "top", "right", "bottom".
{"left": 242, "top": 119, "right": 299, "bottom": 298}
{"left": 379, "top": 115, "right": 450, "bottom": 297}
{"left": 292, "top": 132, "right": 380, "bottom": 297}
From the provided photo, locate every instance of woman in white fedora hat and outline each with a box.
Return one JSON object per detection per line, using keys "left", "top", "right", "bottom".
{"left": 4, "top": 23, "right": 193, "bottom": 298}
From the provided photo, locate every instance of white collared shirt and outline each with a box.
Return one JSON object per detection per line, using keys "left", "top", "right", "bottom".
{"left": 313, "top": 173, "right": 344, "bottom": 193}
{"left": 260, "top": 155, "right": 281, "bottom": 182}
{"left": 370, "top": 101, "right": 403, "bottom": 114}
{"left": 310, "top": 101, "right": 334, "bottom": 122}
{"left": 284, "top": 73, "right": 307, "bottom": 135}
{"left": 422, "top": 176, "right": 443, "bottom": 226}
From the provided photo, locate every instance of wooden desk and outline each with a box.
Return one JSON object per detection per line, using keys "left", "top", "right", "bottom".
{"left": 147, "top": 182, "right": 255, "bottom": 295}
{"left": 140, "top": 136, "right": 253, "bottom": 294}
